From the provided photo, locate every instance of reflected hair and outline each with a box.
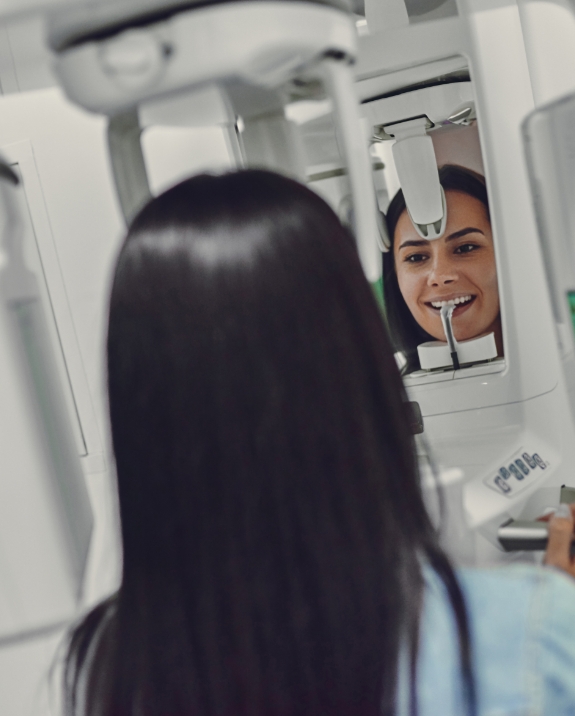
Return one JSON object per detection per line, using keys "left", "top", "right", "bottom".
{"left": 64, "top": 169, "right": 474, "bottom": 716}
{"left": 383, "top": 164, "right": 490, "bottom": 373}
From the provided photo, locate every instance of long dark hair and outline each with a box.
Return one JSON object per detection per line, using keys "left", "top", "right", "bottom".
{"left": 64, "top": 169, "right": 474, "bottom": 716}
{"left": 383, "top": 164, "right": 490, "bottom": 373}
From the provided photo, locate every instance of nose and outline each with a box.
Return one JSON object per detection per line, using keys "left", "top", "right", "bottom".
{"left": 427, "top": 250, "right": 458, "bottom": 287}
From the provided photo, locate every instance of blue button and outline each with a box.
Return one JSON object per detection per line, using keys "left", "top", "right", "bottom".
{"left": 494, "top": 475, "right": 511, "bottom": 494}
{"left": 499, "top": 466, "right": 511, "bottom": 479}
{"left": 533, "top": 454, "right": 546, "bottom": 469}
{"left": 515, "top": 459, "right": 530, "bottom": 475}
{"left": 509, "top": 464, "right": 524, "bottom": 480}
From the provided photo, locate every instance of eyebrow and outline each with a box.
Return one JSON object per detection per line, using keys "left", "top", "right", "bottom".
{"left": 398, "top": 226, "right": 485, "bottom": 250}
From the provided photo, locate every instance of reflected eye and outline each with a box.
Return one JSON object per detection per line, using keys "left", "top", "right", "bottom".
{"left": 454, "top": 243, "right": 479, "bottom": 254}
{"left": 404, "top": 253, "right": 428, "bottom": 264}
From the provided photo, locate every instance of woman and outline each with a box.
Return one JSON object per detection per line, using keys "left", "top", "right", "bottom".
{"left": 384, "top": 165, "right": 501, "bottom": 373}
{"left": 64, "top": 169, "right": 575, "bottom": 716}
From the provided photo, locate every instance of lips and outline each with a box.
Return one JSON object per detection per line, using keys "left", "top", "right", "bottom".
{"left": 424, "top": 294, "right": 476, "bottom": 317}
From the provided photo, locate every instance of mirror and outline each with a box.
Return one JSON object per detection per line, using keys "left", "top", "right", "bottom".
{"left": 375, "top": 114, "right": 504, "bottom": 376}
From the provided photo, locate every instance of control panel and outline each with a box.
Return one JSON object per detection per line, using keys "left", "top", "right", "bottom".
{"left": 485, "top": 449, "right": 549, "bottom": 497}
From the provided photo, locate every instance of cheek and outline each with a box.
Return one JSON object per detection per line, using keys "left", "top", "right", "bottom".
{"left": 471, "top": 257, "right": 500, "bottom": 307}
{"left": 396, "top": 267, "right": 423, "bottom": 311}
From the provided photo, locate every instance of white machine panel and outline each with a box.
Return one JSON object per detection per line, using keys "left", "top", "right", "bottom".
{"left": 523, "top": 92, "right": 575, "bottom": 357}
{"left": 0, "top": 165, "right": 92, "bottom": 643}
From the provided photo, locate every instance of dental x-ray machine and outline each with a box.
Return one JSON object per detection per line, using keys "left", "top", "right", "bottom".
{"left": 351, "top": 0, "right": 575, "bottom": 564}
{"left": 46, "top": 0, "right": 575, "bottom": 566}
{"left": 277, "top": 0, "right": 575, "bottom": 562}
{"left": 0, "top": 0, "right": 574, "bottom": 623}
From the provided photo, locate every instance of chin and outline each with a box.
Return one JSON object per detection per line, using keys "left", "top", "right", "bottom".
{"left": 425, "top": 329, "right": 447, "bottom": 342}
{"left": 455, "top": 327, "right": 490, "bottom": 342}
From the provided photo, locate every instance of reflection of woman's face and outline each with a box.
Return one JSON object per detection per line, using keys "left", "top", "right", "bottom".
{"left": 394, "top": 190, "right": 500, "bottom": 345}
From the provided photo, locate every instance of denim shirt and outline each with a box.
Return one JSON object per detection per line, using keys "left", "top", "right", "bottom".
{"left": 399, "top": 566, "right": 575, "bottom": 715}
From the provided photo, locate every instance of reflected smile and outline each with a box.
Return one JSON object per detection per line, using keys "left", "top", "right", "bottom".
{"left": 424, "top": 295, "right": 476, "bottom": 314}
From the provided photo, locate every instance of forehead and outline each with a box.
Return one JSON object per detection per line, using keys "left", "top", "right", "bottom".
{"left": 394, "top": 190, "right": 490, "bottom": 247}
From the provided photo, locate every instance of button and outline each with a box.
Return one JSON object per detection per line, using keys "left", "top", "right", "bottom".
{"left": 499, "top": 466, "right": 511, "bottom": 479}
{"left": 522, "top": 453, "right": 537, "bottom": 469}
{"left": 509, "top": 464, "right": 524, "bottom": 480}
{"left": 515, "top": 459, "right": 530, "bottom": 476}
{"left": 494, "top": 475, "right": 512, "bottom": 494}
{"left": 533, "top": 454, "right": 546, "bottom": 469}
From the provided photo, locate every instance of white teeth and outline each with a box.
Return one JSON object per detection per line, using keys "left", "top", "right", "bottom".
{"left": 430, "top": 295, "right": 472, "bottom": 309}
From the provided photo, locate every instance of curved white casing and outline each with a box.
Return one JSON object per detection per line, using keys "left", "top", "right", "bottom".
{"left": 387, "top": 117, "right": 446, "bottom": 237}
{"left": 517, "top": 0, "right": 575, "bottom": 106}
{"left": 362, "top": 81, "right": 475, "bottom": 130}
{"left": 52, "top": 2, "right": 357, "bottom": 115}
{"left": 50, "top": 0, "right": 383, "bottom": 282}
{"left": 362, "top": 82, "right": 476, "bottom": 241}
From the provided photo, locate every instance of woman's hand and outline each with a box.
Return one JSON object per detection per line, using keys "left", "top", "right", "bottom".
{"left": 544, "top": 503, "right": 575, "bottom": 578}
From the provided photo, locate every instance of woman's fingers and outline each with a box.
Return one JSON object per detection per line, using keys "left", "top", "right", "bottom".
{"left": 537, "top": 503, "right": 575, "bottom": 522}
{"left": 544, "top": 504, "right": 575, "bottom": 577}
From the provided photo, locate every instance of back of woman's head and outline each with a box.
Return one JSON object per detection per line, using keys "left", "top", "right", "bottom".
{"left": 65, "top": 170, "right": 470, "bottom": 716}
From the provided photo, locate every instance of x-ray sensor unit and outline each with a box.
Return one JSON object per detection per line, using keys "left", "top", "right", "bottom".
{"left": 45, "top": 0, "right": 383, "bottom": 283}
{"left": 0, "top": 157, "right": 92, "bottom": 643}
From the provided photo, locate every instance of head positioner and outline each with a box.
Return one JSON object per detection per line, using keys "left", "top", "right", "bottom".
{"left": 363, "top": 81, "right": 477, "bottom": 242}
{"left": 386, "top": 117, "right": 447, "bottom": 240}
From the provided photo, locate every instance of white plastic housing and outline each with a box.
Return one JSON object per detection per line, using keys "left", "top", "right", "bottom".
{"left": 387, "top": 117, "right": 445, "bottom": 237}
{"left": 322, "top": 60, "right": 383, "bottom": 279}
{"left": 518, "top": 0, "right": 575, "bottom": 106}
{"left": 362, "top": 81, "right": 475, "bottom": 131}
{"left": 52, "top": 1, "right": 382, "bottom": 281}
{"left": 52, "top": 2, "right": 357, "bottom": 115}
{"left": 0, "top": 170, "right": 92, "bottom": 642}
{"left": 417, "top": 332, "right": 497, "bottom": 371}
{"left": 523, "top": 90, "right": 575, "bottom": 424}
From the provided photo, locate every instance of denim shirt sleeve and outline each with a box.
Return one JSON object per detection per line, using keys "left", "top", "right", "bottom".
{"left": 534, "top": 568, "right": 575, "bottom": 713}
{"left": 409, "top": 565, "right": 575, "bottom": 716}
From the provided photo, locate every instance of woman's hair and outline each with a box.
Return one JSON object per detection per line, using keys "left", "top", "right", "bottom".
{"left": 383, "top": 164, "right": 490, "bottom": 373}
{"left": 64, "top": 169, "right": 474, "bottom": 716}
